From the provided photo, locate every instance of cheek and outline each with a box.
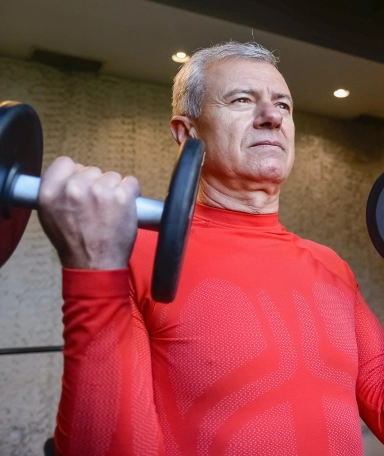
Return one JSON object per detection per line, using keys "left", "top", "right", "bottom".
{"left": 197, "top": 113, "right": 249, "bottom": 164}
{"left": 284, "top": 121, "right": 295, "bottom": 142}
{"left": 286, "top": 146, "right": 295, "bottom": 174}
{"left": 204, "top": 122, "right": 235, "bottom": 151}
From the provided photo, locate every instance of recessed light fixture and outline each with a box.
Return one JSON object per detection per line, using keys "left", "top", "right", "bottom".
{"left": 333, "top": 89, "right": 350, "bottom": 98}
{"left": 172, "top": 52, "right": 190, "bottom": 63}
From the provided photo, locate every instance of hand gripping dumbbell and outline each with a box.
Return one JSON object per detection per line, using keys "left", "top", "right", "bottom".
{"left": 0, "top": 101, "right": 205, "bottom": 303}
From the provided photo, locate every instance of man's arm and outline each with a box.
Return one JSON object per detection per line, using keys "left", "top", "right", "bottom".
{"left": 54, "top": 269, "right": 164, "bottom": 455}
{"left": 38, "top": 157, "right": 164, "bottom": 455}
{"left": 355, "top": 289, "right": 384, "bottom": 442}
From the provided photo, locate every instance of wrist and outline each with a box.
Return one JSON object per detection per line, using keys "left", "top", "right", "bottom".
{"left": 59, "top": 251, "right": 129, "bottom": 271}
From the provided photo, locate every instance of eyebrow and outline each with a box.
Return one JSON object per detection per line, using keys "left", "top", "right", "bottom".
{"left": 275, "top": 93, "right": 294, "bottom": 106}
{"left": 224, "top": 88, "right": 255, "bottom": 98}
{"left": 224, "top": 89, "right": 293, "bottom": 106}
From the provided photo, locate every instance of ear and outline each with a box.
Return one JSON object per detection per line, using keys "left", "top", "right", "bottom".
{"left": 170, "top": 116, "right": 198, "bottom": 145}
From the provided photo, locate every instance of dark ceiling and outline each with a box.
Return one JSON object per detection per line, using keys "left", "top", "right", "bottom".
{"left": 151, "top": 0, "right": 384, "bottom": 64}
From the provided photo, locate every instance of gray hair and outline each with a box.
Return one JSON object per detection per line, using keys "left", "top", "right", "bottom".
{"left": 172, "top": 41, "right": 279, "bottom": 118}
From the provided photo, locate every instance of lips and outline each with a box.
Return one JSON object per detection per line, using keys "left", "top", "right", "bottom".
{"left": 251, "top": 140, "right": 284, "bottom": 150}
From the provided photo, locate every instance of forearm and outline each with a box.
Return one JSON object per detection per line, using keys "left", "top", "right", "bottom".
{"left": 54, "top": 268, "right": 164, "bottom": 456}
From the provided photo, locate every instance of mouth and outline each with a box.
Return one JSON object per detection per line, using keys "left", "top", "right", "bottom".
{"left": 251, "top": 141, "right": 285, "bottom": 151}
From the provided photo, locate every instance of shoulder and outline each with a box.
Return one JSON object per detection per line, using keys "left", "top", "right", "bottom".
{"left": 293, "top": 235, "right": 357, "bottom": 287}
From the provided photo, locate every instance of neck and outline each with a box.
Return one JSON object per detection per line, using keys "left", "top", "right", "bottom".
{"left": 197, "top": 178, "right": 280, "bottom": 214}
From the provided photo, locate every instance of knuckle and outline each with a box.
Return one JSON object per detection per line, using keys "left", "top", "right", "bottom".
{"left": 104, "top": 171, "right": 122, "bottom": 180}
{"left": 91, "top": 182, "right": 104, "bottom": 198}
{"left": 39, "top": 185, "right": 56, "bottom": 207}
{"left": 43, "top": 156, "right": 69, "bottom": 175}
{"left": 57, "top": 156, "right": 75, "bottom": 165}
{"left": 114, "top": 187, "right": 128, "bottom": 205}
{"left": 74, "top": 163, "right": 85, "bottom": 172}
{"left": 98, "top": 171, "right": 123, "bottom": 189}
{"left": 123, "top": 176, "right": 140, "bottom": 195}
{"left": 127, "top": 175, "right": 139, "bottom": 186}
{"left": 82, "top": 166, "right": 102, "bottom": 178}
{"left": 65, "top": 179, "right": 82, "bottom": 201}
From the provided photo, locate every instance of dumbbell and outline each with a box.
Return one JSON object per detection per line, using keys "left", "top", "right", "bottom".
{"left": 0, "top": 101, "right": 205, "bottom": 303}
{"left": 367, "top": 173, "right": 384, "bottom": 258}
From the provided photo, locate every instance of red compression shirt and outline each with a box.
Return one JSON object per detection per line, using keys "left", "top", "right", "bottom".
{"left": 55, "top": 203, "right": 384, "bottom": 455}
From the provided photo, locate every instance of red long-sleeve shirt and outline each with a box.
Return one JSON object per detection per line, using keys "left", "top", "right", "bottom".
{"left": 55, "top": 203, "right": 384, "bottom": 455}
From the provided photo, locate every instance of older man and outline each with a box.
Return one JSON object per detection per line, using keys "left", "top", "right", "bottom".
{"left": 39, "top": 42, "right": 384, "bottom": 455}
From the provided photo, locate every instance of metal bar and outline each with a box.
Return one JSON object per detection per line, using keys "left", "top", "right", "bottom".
{"left": 11, "top": 175, "right": 164, "bottom": 230}
{"left": 0, "top": 345, "right": 63, "bottom": 355}
{"left": 136, "top": 196, "right": 164, "bottom": 230}
{"left": 12, "top": 174, "right": 40, "bottom": 209}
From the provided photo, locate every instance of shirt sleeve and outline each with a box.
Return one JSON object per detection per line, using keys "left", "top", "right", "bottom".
{"left": 54, "top": 268, "right": 164, "bottom": 456}
{"left": 355, "top": 288, "right": 384, "bottom": 443}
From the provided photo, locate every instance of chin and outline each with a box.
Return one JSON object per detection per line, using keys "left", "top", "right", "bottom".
{"left": 260, "top": 173, "right": 287, "bottom": 185}
{"left": 252, "top": 163, "right": 290, "bottom": 184}
{"left": 245, "top": 154, "right": 290, "bottom": 179}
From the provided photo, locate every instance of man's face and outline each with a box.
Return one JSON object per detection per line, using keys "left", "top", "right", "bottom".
{"left": 193, "top": 58, "right": 295, "bottom": 192}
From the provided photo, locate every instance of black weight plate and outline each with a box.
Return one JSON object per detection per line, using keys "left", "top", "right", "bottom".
{"left": 0, "top": 102, "right": 43, "bottom": 267}
{"left": 366, "top": 173, "right": 384, "bottom": 258}
{"left": 152, "top": 138, "right": 205, "bottom": 303}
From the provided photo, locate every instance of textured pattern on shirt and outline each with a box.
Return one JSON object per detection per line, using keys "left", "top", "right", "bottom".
{"left": 56, "top": 204, "right": 384, "bottom": 455}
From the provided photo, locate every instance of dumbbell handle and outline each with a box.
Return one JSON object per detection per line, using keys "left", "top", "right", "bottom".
{"left": 11, "top": 174, "right": 164, "bottom": 230}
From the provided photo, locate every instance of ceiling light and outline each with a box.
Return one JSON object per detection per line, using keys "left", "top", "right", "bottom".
{"left": 333, "top": 89, "right": 350, "bottom": 98}
{"left": 172, "top": 52, "right": 190, "bottom": 63}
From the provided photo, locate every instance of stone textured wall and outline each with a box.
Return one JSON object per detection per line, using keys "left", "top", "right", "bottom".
{"left": 0, "top": 56, "right": 383, "bottom": 455}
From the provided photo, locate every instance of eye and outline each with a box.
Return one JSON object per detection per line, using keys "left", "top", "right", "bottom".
{"left": 232, "top": 97, "right": 250, "bottom": 104}
{"left": 277, "top": 102, "right": 291, "bottom": 112}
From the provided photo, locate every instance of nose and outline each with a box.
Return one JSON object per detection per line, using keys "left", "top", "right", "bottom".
{"left": 253, "top": 102, "right": 283, "bottom": 129}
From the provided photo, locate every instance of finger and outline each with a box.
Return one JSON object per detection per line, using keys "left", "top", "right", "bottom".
{"left": 90, "top": 172, "right": 123, "bottom": 200}
{"left": 41, "top": 156, "right": 78, "bottom": 186}
{"left": 39, "top": 157, "right": 79, "bottom": 203}
{"left": 121, "top": 175, "right": 141, "bottom": 199}
{"left": 65, "top": 167, "right": 103, "bottom": 201}
{"left": 74, "top": 163, "right": 85, "bottom": 173}
{"left": 104, "top": 176, "right": 140, "bottom": 206}
{"left": 75, "top": 166, "right": 103, "bottom": 180}
{"left": 95, "top": 171, "right": 123, "bottom": 189}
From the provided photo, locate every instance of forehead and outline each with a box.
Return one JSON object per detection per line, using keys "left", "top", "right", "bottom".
{"left": 204, "top": 58, "right": 290, "bottom": 96}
